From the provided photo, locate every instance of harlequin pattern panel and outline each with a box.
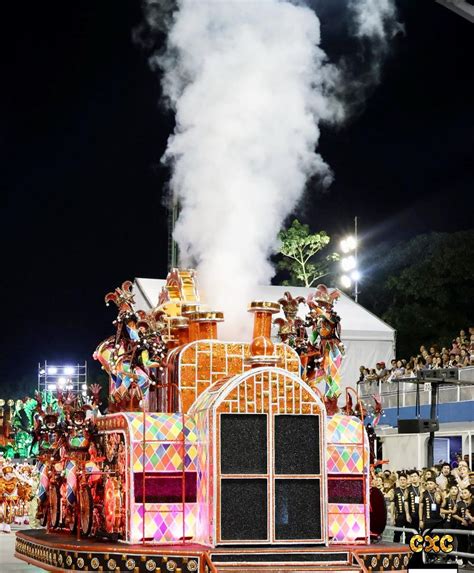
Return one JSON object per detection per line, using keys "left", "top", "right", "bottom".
{"left": 328, "top": 504, "right": 366, "bottom": 541}
{"left": 124, "top": 413, "right": 197, "bottom": 443}
{"left": 327, "top": 445, "right": 364, "bottom": 474}
{"left": 132, "top": 442, "right": 198, "bottom": 472}
{"left": 131, "top": 503, "right": 199, "bottom": 543}
{"left": 327, "top": 414, "right": 364, "bottom": 444}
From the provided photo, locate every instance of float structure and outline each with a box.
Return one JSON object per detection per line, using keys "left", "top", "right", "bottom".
{"left": 16, "top": 269, "right": 411, "bottom": 572}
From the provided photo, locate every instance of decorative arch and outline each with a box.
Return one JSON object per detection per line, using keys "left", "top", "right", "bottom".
{"left": 190, "top": 367, "right": 327, "bottom": 547}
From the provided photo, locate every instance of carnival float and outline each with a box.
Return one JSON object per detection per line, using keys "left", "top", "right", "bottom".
{"left": 15, "top": 269, "right": 411, "bottom": 572}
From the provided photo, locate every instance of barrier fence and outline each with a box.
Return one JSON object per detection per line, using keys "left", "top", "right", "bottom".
{"left": 385, "top": 525, "right": 474, "bottom": 564}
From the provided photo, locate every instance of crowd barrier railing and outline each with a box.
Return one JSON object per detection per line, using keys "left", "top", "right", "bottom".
{"left": 385, "top": 525, "right": 474, "bottom": 564}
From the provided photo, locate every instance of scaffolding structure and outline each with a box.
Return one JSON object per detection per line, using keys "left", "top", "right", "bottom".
{"left": 38, "top": 361, "right": 87, "bottom": 396}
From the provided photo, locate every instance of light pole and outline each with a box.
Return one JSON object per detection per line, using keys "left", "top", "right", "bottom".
{"left": 340, "top": 216, "right": 360, "bottom": 302}
{"left": 354, "top": 216, "right": 359, "bottom": 303}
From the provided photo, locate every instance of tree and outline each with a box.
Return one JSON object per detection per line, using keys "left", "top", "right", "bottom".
{"left": 362, "top": 230, "right": 474, "bottom": 358}
{"left": 277, "top": 219, "right": 339, "bottom": 287}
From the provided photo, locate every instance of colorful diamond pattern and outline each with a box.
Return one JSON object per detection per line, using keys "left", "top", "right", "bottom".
{"left": 327, "top": 445, "right": 364, "bottom": 473}
{"left": 132, "top": 443, "right": 198, "bottom": 472}
{"left": 327, "top": 413, "right": 364, "bottom": 444}
{"left": 131, "top": 503, "right": 198, "bottom": 543}
{"left": 328, "top": 504, "right": 366, "bottom": 541}
{"left": 123, "top": 413, "right": 197, "bottom": 443}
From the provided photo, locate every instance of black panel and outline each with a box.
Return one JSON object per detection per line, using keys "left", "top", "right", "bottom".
{"left": 220, "top": 479, "right": 267, "bottom": 540}
{"left": 327, "top": 476, "right": 364, "bottom": 504}
{"left": 212, "top": 552, "right": 347, "bottom": 562}
{"left": 275, "top": 479, "right": 321, "bottom": 540}
{"left": 274, "top": 415, "right": 320, "bottom": 475}
{"left": 220, "top": 415, "right": 267, "bottom": 474}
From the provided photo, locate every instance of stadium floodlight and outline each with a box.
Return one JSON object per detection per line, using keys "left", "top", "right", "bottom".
{"left": 47, "top": 366, "right": 58, "bottom": 375}
{"left": 48, "top": 384, "right": 57, "bottom": 391}
{"left": 341, "top": 255, "right": 356, "bottom": 272}
{"left": 339, "top": 218, "right": 361, "bottom": 302}
{"left": 58, "top": 377, "right": 67, "bottom": 386}
{"left": 64, "top": 366, "right": 75, "bottom": 375}
{"left": 340, "top": 235, "right": 357, "bottom": 253}
{"left": 340, "top": 275, "right": 352, "bottom": 289}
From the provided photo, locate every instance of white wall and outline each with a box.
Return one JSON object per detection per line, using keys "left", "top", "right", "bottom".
{"left": 380, "top": 434, "right": 427, "bottom": 470}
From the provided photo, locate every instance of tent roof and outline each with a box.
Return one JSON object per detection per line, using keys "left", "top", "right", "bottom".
{"left": 133, "top": 277, "right": 395, "bottom": 342}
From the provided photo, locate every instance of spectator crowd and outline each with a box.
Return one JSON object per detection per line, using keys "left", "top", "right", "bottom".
{"left": 373, "top": 456, "right": 474, "bottom": 567}
{"left": 359, "top": 328, "right": 474, "bottom": 384}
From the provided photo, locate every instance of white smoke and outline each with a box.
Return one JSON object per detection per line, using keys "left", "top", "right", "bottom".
{"left": 146, "top": 0, "right": 400, "bottom": 339}
{"left": 349, "top": 0, "right": 398, "bottom": 40}
{"left": 155, "top": 0, "right": 343, "bottom": 338}
{"left": 348, "top": 0, "right": 403, "bottom": 83}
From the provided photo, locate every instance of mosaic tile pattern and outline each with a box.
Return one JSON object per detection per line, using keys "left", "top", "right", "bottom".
{"left": 192, "top": 368, "right": 323, "bottom": 417}
{"left": 178, "top": 341, "right": 300, "bottom": 412}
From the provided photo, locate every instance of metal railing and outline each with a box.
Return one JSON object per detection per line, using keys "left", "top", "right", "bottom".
{"left": 358, "top": 379, "right": 474, "bottom": 408}
{"left": 385, "top": 525, "right": 474, "bottom": 563}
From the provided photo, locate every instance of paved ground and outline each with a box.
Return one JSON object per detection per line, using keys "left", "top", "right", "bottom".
{"left": 0, "top": 525, "right": 43, "bottom": 573}
{"left": 1, "top": 526, "right": 473, "bottom": 572}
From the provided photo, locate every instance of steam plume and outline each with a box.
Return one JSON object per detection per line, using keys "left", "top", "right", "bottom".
{"left": 153, "top": 0, "right": 342, "bottom": 337}
{"left": 140, "top": 0, "right": 401, "bottom": 337}
{"left": 348, "top": 0, "right": 404, "bottom": 84}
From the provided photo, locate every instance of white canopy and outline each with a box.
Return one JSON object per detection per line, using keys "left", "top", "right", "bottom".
{"left": 133, "top": 278, "right": 395, "bottom": 393}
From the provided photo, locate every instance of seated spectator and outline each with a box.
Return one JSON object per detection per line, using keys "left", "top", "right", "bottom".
{"left": 405, "top": 360, "right": 415, "bottom": 377}
{"left": 469, "top": 471, "right": 474, "bottom": 496}
{"left": 449, "top": 356, "right": 459, "bottom": 368}
{"left": 450, "top": 342, "right": 461, "bottom": 356}
{"left": 392, "top": 360, "right": 405, "bottom": 379}
{"left": 376, "top": 362, "right": 388, "bottom": 380}
{"left": 459, "top": 348, "right": 470, "bottom": 367}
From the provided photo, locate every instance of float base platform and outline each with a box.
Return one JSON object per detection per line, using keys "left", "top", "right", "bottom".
{"left": 15, "top": 530, "right": 412, "bottom": 573}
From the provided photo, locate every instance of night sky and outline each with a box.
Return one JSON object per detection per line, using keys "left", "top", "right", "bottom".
{"left": 1, "top": 0, "right": 473, "bottom": 388}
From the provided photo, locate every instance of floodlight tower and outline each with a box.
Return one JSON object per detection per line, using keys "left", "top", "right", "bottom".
{"left": 340, "top": 216, "right": 361, "bottom": 303}
{"left": 38, "top": 361, "right": 87, "bottom": 396}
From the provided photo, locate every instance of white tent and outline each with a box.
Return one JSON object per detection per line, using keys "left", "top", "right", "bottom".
{"left": 133, "top": 278, "right": 395, "bottom": 394}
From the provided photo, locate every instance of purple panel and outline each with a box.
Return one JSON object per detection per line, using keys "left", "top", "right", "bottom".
{"left": 327, "top": 476, "right": 364, "bottom": 503}
{"left": 134, "top": 472, "right": 197, "bottom": 503}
